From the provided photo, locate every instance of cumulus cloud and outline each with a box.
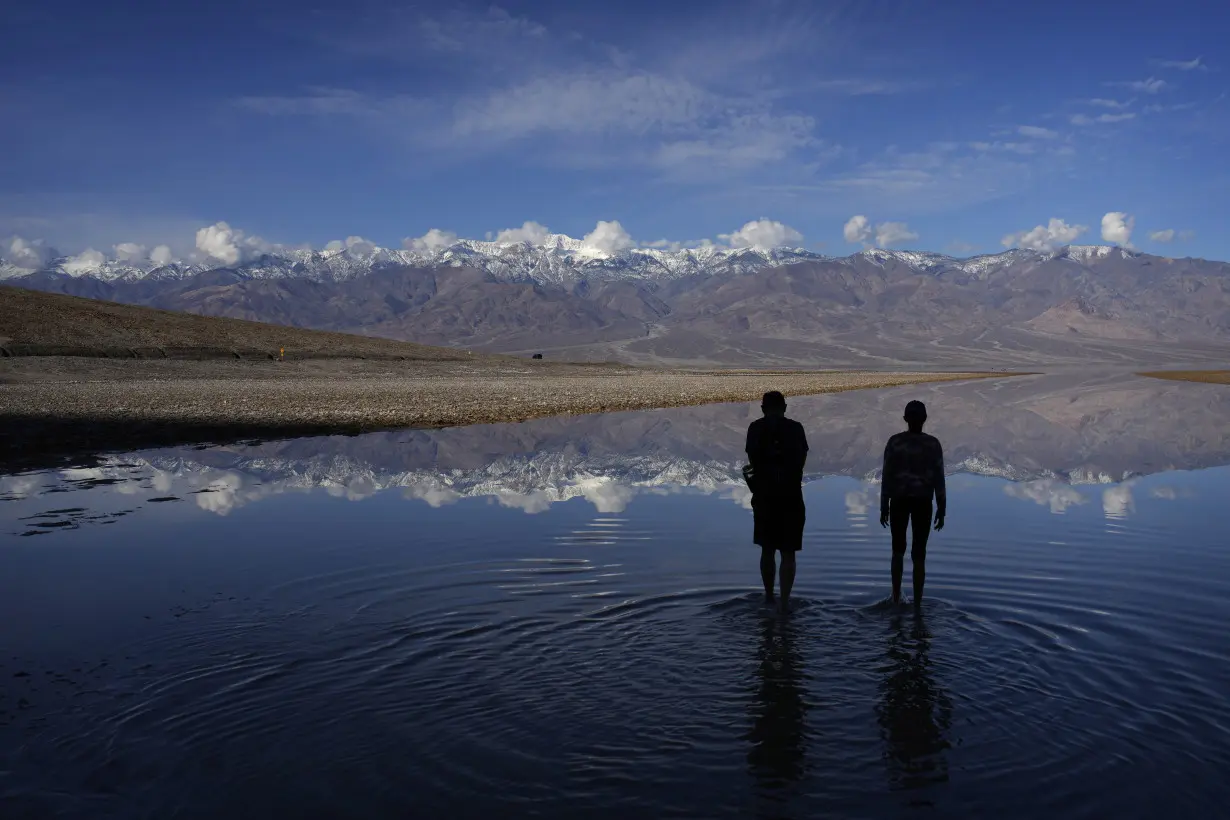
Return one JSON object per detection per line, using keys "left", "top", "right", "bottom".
{"left": 1149, "top": 229, "right": 1176, "bottom": 243}
{"left": 403, "top": 228, "right": 459, "bottom": 253}
{"left": 325, "top": 235, "right": 378, "bottom": 255}
{"left": 843, "top": 215, "right": 872, "bottom": 244}
{"left": 150, "top": 245, "right": 175, "bottom": 266}
{"left": 1001, "top": 218, "right": 1088, "bottom": 251}
{"left": 113, "top": 242, "right": 147, "bottom": 262}
{"left": 61, "top": 248, "right": 106, "bottom": 274}
{"left": 195, "top": 222, "right": 272, "bottom": 266}
{"left": 875, "top": 221, "right": 919, "bottom": 248}
{"left": 3, "top": 236, "right": 54, "bottom": 270}
{"left": 643, "top": 238, "right": 683, "bottom": 251}
{"left": 1101, "top": 212, "right": 1134, "bottom": 248}
{"left": 581, "top": 220, "right": 635, "bottom": 254}
{"left": 719, "top": 218, "right": 803, "bottom": 249}
{"left": 578, "top": 479, "right": 636, "bottom": 514}
{"left": 494, "top": 220, "right": 551, "bottom": 244}
{"left": 1004, "top": 480, "right": 1088, "bottom": 514}
{"left": 1017, "top": 125, "right": 1059, "bottom": 139}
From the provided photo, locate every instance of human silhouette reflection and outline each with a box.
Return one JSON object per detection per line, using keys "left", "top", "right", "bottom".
{"left": 876, "top": 618, "right": 953, "bottom": 798}
{"left": 746, "top": 613, "right": 809, "bottom": 805}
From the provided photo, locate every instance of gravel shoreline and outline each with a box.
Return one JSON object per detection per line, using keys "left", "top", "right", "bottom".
{"left": 0, "top": 357, "right": 1005, "bottom": 471}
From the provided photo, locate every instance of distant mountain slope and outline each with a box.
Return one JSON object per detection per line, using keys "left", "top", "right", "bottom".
{"left": 0, "top": 287, "right": 490, "bottom": 361}
{"left": 4, "top": 241, "right": 1229, "bottom": 365}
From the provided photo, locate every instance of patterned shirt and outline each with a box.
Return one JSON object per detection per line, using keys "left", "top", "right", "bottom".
{"left": 881, "top": 431, "right": 946, "bottom": 515}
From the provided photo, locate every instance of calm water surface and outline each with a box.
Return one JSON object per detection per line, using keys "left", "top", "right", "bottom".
{"left": 3, "top": 372, "right": 1230, "bottom": 818}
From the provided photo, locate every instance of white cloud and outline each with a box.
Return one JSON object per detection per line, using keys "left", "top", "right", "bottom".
{"left": 843, "top": 215, "right": 871, "bottom": 244}
{"left": 1071, "top": 112, "right": 1137, "bottom": 125}
{"left": 581, "top": 220, "right": 635, "bottom": 254}
{"left": 1150, "top": 486, "right": 1178, "bottom": 499}
{"left": 1004, "top": 480, "right": 1088, "bottom": 514}
{"left": 494, "top": 221, "right": 551, "bottom": 245}
{"left": 1087, "top": 98, "right": 1131, "bottom": 108}
{"left": 150, "top": 245, "right": 175, "bottom": 265}
{"left": 875, "top": 221, "right": 918, "bottom": 248}
{"left": 644, "top": 238, "right": 683, "bottom": 251}
{"left": 1149, "top": 229, "right": 1176, "bottom": 243}
{"left": 113, "top": 242, "right": 147, "bottom": 262}
{"left": 1113, "top": 77, "right": 1166, "bottom": 94}
{"left": 1017, "top": 125, "right": 1059, "bottom": 139}
{"left": 1001, "top": 218, "right": 1088, "bottom": 251}
{"left": 403, "top": 228, "right": 459, "bottom": 253}
{"left": 195, "top": 221, "right": 272, "bottom": 266}
{"left": 1103, "top": 484, "right": 1135, "bottom": 518}
{"left": 325, "top": 235, "right": 377, "bottom": 255}
{"left": 3, "top": 236, "right": 54, "bottom": 270}
{"left": 1154, "top": 57, "right": 1205, "bottom": 71}
{"left": 719, "top": 218, "right": 802, "bottom": 249}
{"left": 61, "top": 248, "right": 106, "bottom": 274}
{"left": 1101, "top": 212, "right": 1134, "bottom": 248}
{"left": 578, "top": 479, "right": 636, "bottom": 514}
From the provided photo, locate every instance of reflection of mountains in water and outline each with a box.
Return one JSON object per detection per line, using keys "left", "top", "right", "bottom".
{"left": 15, "top": 370, "right": 1228, "bottom": 516}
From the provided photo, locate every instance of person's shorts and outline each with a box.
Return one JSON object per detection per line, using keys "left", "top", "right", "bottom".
{"left": 752, "top": 492, "right": 806, "bottom": 552}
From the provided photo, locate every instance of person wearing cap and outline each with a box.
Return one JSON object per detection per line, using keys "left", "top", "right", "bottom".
{"left": 879, "top": 400, "right": 946, "bottom": 610}
{"left": 744, "top": 391, "right": 809, "bottom": 609}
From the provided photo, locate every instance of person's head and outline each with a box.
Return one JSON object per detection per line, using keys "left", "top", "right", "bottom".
{"left": 762, "top": 391, "right": 787, "bottom": 417}
{"left": 904, "top": 400, "right": 927, "bottom": 431}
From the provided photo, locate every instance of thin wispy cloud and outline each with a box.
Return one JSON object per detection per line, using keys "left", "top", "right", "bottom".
{"left": 1153, "top": 57, "right": 1206, "bottom": 71}
{"left": 1071, "top": 112, "right": 1136, "bottom": 125}
{"left": 1108, "top": 77, "right": 1167, "bottom": 94}
{"left": 1017, "top": 125, "right": 1059, "bottom": 139}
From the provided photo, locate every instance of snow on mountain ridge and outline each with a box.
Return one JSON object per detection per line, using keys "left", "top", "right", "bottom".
{"left": 0, "top": 237, "right": 1139, "bottom": 286}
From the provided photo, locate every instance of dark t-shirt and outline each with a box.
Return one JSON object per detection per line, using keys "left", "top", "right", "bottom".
{"left": 745, "top": 416, "right": 808, "bottom": 496}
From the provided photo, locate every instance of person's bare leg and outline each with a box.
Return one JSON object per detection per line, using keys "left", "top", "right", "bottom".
{"left": 890, "top": 503, "right": 908, "bottom": 604}
{"left": 913, "top": 559, "right": 925, "bottom": 612}
{"left": 779, "top": 551, "right": 797, "bottom": 609}
{"left": 891, "top": 553, "right": 905, "bottom": 604}
{"left": 760, "top": 547, "right": 776, "bottom": 602}
{"left": 911, "top": 503, "right": 931, "bottom": 612}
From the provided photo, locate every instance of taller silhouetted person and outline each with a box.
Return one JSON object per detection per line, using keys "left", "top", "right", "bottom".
{"left": 879, "top": 400, "right": 946, "bottom": 611}
{"left": 745, "top": 391, "right": 808, "bottom": 610}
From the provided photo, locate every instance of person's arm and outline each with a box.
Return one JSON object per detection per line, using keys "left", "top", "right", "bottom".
{"left": 880, "top": 439, "right": 893, "bottom": 527}
{"left": 797, "top": 426, "right": 809, "bottom": 474}
{"left": 745, "top": 424, "right": 758, "bottom": 467}
{"left": 933, "top": 440, "right": 947, "bottom": 528}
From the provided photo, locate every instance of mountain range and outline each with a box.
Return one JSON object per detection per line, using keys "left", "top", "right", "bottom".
{"left": 4, "top": 235, "right": 1229, "bottom": 365}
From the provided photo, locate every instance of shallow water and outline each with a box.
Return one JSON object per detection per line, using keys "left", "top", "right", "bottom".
{"left": 3, "top": 372, "right": 1230, "bottom": 818}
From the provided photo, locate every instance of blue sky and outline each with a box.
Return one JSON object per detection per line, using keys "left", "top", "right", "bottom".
{"left": 1, "top": 0, "right": 1227, "bottom": 262}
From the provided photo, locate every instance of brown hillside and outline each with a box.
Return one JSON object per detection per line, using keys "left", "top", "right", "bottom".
{"left": 0, "top": 286, "right": 489, "bottom": 361}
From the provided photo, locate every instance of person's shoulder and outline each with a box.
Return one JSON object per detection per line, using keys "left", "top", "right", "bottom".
{"left": 785, "top": 418, "right": 805, "bottom": 433}
{"left": 886, "top": 431, "right": 908, "bottom": 446}
{"left": 923, "top": 432, "right": 943, "bottom": 447}
{"left": 747, "top": 417, "right": 765, "bottom": 432}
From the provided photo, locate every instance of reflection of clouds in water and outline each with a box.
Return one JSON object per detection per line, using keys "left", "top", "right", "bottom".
{"left": 1150, "top": 486, "right": 1178, "bottom": 500}
{"left": 1102, "top": 484, "right": 1136, "bottom": 519}
{"left": 577, "top": 478, "right": 636, "bottom": 514}
{"left": 1003, "top": 480, "right": 1088, "bottom": 514}
{"left": 845, "top": 484, "right": 879, "bottom": 517}
{"left": 0, "top": 474, "right": 42, "bottom": 499}
{"left": 402, "top": 479, "right": 462, "bottom": 508}
{"left": 324, "top": 475, "right": 380, "bottom": 502}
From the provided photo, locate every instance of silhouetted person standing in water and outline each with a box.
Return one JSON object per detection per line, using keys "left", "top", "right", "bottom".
{"left": 880, "top": 400, "right": 945, "bottom": 611}
{"left": 745, "top": 391, "right": 808, "bottom": 610}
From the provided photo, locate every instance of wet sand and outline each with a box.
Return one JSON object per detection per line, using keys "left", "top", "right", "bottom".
{"left": 0, "top": 356, "right": 1005, "bottom": 470}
